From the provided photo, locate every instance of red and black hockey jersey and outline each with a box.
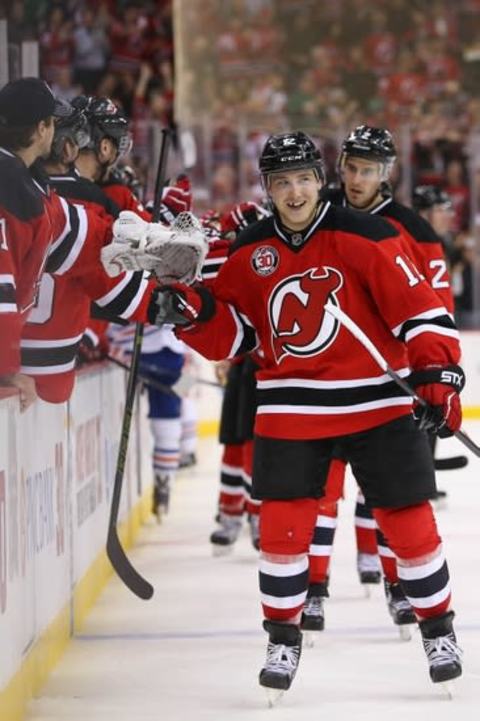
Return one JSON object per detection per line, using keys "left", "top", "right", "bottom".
{"left": 101, "top": 181, "right": 151, "bottom": 221}
{"left": 21, "top": 171, "right": 155, "bottom": 402}
{"left": 178, "top": 202, "right": 460, "bottom": 441}
{"left": 325, "top": 188, "right": 454, "bottom": 313}
{"left": 0, "top": 150, "right": 102, "bottom": 376}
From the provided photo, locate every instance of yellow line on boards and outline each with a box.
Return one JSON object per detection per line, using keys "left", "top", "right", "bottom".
{"left": 0, "top": 489, "right": 152, "bottom": 721}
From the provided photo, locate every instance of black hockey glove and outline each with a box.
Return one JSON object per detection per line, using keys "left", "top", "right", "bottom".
{"left": 147, "top": 283, "right": 216, "bottom": 327}
{"left": 409, "top": 364, "right": 465, "bottom": 437}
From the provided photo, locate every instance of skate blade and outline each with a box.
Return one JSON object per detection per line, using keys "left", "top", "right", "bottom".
{"left": 304, "top": 631, "right": 317, "bottom": 648}
{"left": 266, "top": 688, "right": 284, "bottom": 707}
{"left": 362, "top": 584, "right": 373, "bottom": 599}
{"left": 212, "top": 543, "right": 234, "bottom": 557}
{"left": 398, "top": 624, "right": 413, "bottom": 641}
{"left": 440, "top": 681, "right": 454, "bottom": 699}
{"left": 156, "top": 504, "right": 168, "bottom": 524}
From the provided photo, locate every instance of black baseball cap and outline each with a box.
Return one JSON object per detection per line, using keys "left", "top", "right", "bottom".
{"left": 0, "top": 77, "right": 72, "bottom": 127}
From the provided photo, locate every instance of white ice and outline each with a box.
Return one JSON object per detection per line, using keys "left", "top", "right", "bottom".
{"left": 26, "top": 422, "right": 480, "bottom": 721}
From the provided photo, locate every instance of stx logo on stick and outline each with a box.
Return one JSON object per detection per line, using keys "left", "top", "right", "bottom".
{"left": 269, "top": 267, "right": 344, "bottom": 362}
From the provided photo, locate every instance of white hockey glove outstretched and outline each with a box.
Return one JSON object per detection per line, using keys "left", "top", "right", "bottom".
{"left": 101, "top": 210, "right": 172, "bottom": 277}
{"left": 101, "top": 210, "right": 208, "bottom": 285}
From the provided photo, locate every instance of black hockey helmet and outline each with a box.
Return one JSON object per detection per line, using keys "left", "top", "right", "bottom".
{"left": 50, "top": 99, "right": 91, "bottom": 160}
{"left": 412, "top": 185, "right": 452, "bottom": 212}
{"left": 79, "top": 96, "right": 132, "bottom": 157}
{"left": 259, "top": 131, "right": 325, "bottom": 183}
{"left": 340, "top": 125, "right": 396, "bottom": 179}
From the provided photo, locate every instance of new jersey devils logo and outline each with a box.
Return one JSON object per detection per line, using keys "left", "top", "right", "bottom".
{"left": 269, "top": 267, "right": 344, "bottom": 362}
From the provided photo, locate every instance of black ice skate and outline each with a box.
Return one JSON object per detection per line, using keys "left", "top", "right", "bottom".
{"left": 152, "top": 474, "right": 171, "bottom": 523}
{"left": 259, "top": 621, "right": 302, "bottom": 707}
{"left": 384, "top": 580, "right": 417, "bottom": 640}
{"left": 419, "top": 611, "right": 463, "bottom": 695}
{"left": 357, "top": 552, "right": 382, "bottom": 596}
{"left": 301, "top": 582, "right": 327, "bottom": 647}
{"left": 209, "top": 513, "right": 242, "bottom": 555}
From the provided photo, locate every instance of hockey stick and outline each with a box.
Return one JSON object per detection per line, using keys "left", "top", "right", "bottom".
{"left": 323, "top": 302, "right": 480, "bottom": 458}
{"left": 106, "top": 128, "right": 172, "bottom": 599}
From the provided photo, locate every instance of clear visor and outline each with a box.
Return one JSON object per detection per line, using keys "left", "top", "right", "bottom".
{"left": 339, "top": 152, "right": 394, "bottom": 182}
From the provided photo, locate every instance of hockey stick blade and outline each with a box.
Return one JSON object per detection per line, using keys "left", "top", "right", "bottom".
{"left": 324, "top": 302, "right": 480, "bottom": 458}
{"left": 434, "top": 455, "right": 469, "bottom": 471}
{"left": 107, "top": 528, "right": 154, "bottom": 600}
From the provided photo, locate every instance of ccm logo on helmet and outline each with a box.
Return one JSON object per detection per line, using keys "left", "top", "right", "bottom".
{"left": 269, "top": 267, "right": 344, "bottom": 363}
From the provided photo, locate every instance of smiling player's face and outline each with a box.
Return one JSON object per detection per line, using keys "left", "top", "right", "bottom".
{"left": 268, "top": 168, "right": 322, "bottom": 231}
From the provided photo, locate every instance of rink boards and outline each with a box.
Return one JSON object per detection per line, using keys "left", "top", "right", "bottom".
{"left": 0, "top": 335, "right": 478, "bottom": 721}
{"left": 0, "top": 357, "right": 222, "bottom": 721}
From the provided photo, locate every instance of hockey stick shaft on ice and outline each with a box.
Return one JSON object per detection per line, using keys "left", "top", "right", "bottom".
{"left": 106, "top": 128, "right": 172, "bottom": 599}
{"left": 324, "top": 302, "right": 480, "bottom": 458}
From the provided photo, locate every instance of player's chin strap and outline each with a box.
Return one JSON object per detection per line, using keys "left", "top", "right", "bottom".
{"left": 323, "top": 302, "right": 480, "bottom": 458}
{"left": 101, "top": 210, "right": 209, "bottom": 285}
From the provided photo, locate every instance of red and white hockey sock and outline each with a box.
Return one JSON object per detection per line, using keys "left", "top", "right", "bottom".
{"left": 308, "top": 500, "right": 338, "bottom": 585}
{"left": 354, "top": 490, "right": 378, "bottom": 555}
{"left": 260, "top": 498, "right": 318, "bottom": 623}
{"left": 218, "top": 443, "right": 245, "bottom": 516}
{"left": 376, "top": 526, "right": 398, "bottom": 583}
{"left": 374, "top": 503, "right": 451, "bottom": 619}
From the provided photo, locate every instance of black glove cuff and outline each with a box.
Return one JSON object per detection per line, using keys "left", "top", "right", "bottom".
{"left": 408, "top": 364, "right": 465, "bottom": 392}
{"left": 194, "top": 285, "right": 216, "bottom": 322}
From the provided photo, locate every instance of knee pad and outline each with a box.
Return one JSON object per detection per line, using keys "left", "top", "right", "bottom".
{"left": 374, "top": 502, "right": 441, "bottom": 560}
{"left": 260, "top": 498, "right": 318, "bottom": 555}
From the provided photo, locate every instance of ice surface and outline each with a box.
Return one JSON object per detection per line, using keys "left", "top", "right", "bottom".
{"left": 26, "top": 423, "right": 480, "bottom": 721}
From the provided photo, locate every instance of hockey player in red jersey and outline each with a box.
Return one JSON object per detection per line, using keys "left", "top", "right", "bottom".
{"left": 0, "top": 77, "right": 84, "bottom": 410}
{"left": 314, "top": 126, "right": 459, "bottom": 636}
{"left": 204, "top": 204, "right": 268, "bottom": 554}
{"left": 18, "top": 98, "right": 157, "bottom": 403}
{"left": 147, "top": 132, "right": 464, "bottom": 699}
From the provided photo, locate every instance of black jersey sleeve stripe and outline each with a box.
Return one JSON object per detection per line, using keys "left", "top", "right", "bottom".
{"left": 0, "top": 275, "right": 17, "bottom": 310}
{"left": 228, "top": 307, "right": 259, "bottom": 357}
{"left": 393, "top": 311, "right": 457, "bottom": 344}
{"left": 46, "top": 201, "right": 88, "bottom": 274}
{"left": 93, "top": 272, "right": 147, "bottom": 319}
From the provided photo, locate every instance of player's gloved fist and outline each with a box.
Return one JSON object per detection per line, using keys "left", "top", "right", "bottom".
{"left": 147, "top": 282, "right": 216, "bottom": 327}
{"left": 220, "top": 201, "right": 269, "bottom": 234}
{"left": 151, "top": 175, "right": 193, "bottom": 224}
{"left": 162, "top": 175, "right": 192, "bottom": 213}
{"left": 112, "top": 210, "right": 149, "bottom": 245}
{"left": 409, "top": 364, "right": 465, "bottom": 437}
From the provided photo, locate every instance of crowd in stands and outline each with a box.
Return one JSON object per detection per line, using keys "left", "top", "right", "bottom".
{"left": 1, "top": 0, "right": 478, "bottom": 323}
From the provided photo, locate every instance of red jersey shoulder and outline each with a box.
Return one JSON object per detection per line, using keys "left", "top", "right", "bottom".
{"left": 381, "top": 200, "right": 441, "bottom": 245}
